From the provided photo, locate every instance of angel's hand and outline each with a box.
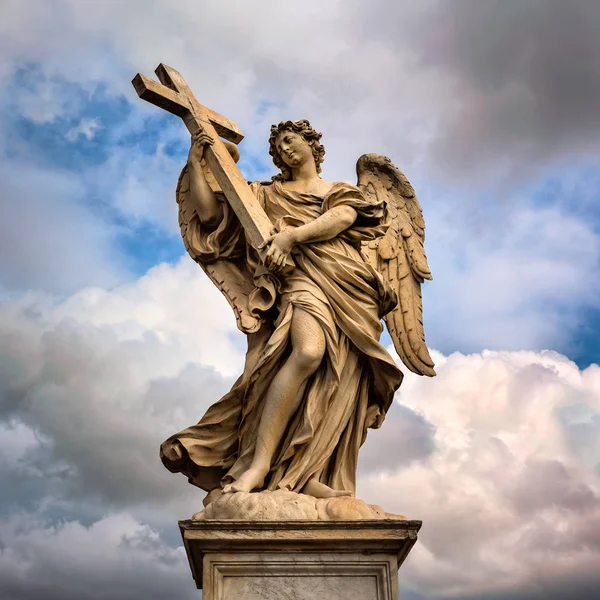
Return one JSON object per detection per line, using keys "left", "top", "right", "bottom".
{"left": 259, "top": 230, "right": 297, "bottom": 274}
{"left": 188, "top": 128, "right": 214, "bottom": 166}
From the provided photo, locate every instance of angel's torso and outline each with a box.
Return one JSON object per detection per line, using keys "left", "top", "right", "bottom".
{"left": 278, "top": 179, "right": 336, "bottom": 198}
{"left": 253, "top": 180, "right": 350, "bottom": 229}
{"left": 249, "top": 180, "right": 386, "bottom": 290}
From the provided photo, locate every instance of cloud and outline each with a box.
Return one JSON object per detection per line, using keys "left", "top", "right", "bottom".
{"left": 0, "top": 513, "right": 197, "bottom": 600}
{"left": 1, "top": 0, "right": 598, "bottom": 360}
{"left": 65, "top": 117, "right": 102, "bottom": 142}
{"left": 358, "top": 349, "right": 600, "bottom": 599}
{"left": 0, "top": 4, "right": 598, "bottom": 599}
{"left": 90, "top": 118, "right": 188, "bottom": 237}
{"left": 423, "top": 203, "right": 600, "bottom": 356}
{"left": 0, "top": 259, "right": 599, "bottom": 598}
{"left": 353, "top": 0, "right": 600, "bottom": 183}
{"left": 0, "top": 259, "right": 243, "bottom": 521}
{"left": 0, "top": 63, "right": 189, "bottom": 293}
{"left": 2, "top": 1, "right": 600, "bottom": 192}
{"left": 358, "top": 404, "right": 435, "bottom": 474}
{"left": 0, "top": 158, "right": 126, "bottom": 294}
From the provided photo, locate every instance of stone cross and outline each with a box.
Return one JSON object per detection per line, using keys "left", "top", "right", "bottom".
{"left": 132, "top": 63, "right": 274, "bottom": 251}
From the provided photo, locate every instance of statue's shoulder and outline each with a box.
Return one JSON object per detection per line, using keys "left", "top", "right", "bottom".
{"left": 248, "top": 181, "right": 274, "bottom": 206}
{"left": 328, "top": 180, "right": 362, "bottom": 195}
{"left": 332, "top": 180, "right": 359, "bottom": 188}
{"left": 248, "top": 180, "right": 275, "bottom": 188}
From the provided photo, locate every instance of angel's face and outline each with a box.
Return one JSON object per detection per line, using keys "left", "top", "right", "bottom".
{"left": 275, "top": 130, "right": 313, "bottom": 168}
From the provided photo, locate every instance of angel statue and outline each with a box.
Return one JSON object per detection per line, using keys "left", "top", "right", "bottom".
{"left": 159, "top": 118, "right": 435, "bottom": 505}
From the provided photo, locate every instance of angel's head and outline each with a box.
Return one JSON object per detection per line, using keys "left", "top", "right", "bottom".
{"left": 268, "top": 119, "right": 325, "bottom": 181}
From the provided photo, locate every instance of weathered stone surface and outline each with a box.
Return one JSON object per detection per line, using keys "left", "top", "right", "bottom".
{"left": 204, "top": 552, "right": 395, "bottom": 600}
{"left": 180, "top": 519, "right": 421, "bottom": 600}
{"left": 134, "top": 63, "right": 429, "bottom": 597}
{"left": 193, "top": 489, "right": 406, "bottom": 521}
{"left": 135, "top": 64, "right": 435, "bottom": 505}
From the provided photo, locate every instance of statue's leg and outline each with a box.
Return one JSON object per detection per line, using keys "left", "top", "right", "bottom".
{"left": 223, "top": 306, "right": 326, "bottom": 494}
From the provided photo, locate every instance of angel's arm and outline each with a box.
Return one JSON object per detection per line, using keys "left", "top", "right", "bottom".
{"left": 188, "top": 131, "right": 223, "bottom": 228}
{"left": 262, "top": 206, "right": 357, "bottom": 271}
{"left": 292, "top": 206, "right": 357, "bottom": 244}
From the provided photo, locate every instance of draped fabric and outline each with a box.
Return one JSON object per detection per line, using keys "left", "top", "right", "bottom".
{"left": 160, "top": 180, "right": 403, "bottom": 494}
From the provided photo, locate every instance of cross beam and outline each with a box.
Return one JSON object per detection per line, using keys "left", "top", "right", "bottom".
{"left": 132, "top": 64, "right": 275, "bottom": 252}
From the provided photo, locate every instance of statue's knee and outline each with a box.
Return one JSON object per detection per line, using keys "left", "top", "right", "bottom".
{"left": 293, "top": 343, "right": 325, "bottom": 374}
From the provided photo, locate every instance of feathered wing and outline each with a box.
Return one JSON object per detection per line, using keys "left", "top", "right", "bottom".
{"left": 358, "top": 154, "right": 436, "bottom": 376}
{"left": 177, "top": 141, "right": 261, "bottom": 334}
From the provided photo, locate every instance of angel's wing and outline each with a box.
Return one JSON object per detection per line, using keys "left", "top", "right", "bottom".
{"left": 358, "top": 154, "right": 435, "bottom": 376}
{"left": 177, "top": 140, "right": 261, "bottom": 334}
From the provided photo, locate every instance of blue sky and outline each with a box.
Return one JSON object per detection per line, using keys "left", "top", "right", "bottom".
{"left": 1, "top": 1, "right": 600, "bottom": 599}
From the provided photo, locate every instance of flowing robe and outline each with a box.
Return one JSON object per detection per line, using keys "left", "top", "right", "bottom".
{"left": 160, "top": 179, "right": 403, "bottom": 494}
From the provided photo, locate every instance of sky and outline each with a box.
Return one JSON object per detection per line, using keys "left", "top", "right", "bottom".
{"left": 0, "top": 1, "right": 599, "bottom": 598}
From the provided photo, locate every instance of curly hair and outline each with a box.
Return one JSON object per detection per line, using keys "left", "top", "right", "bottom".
{"left": 268, "top": 119, "right": 325, "bottom": 181}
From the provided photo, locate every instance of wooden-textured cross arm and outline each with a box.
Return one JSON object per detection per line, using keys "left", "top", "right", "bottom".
{"left": 132, "top": 71, "right": 243, "bottom": 144}
{"left": 132, "top": 63, "right": 282, "bottom": 255}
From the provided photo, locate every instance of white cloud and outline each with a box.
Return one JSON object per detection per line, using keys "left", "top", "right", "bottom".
{"left": 0, "top": 260, "right": 599, "bottom": 598}
{"left": 0, "top": 513, "right": 196, "bottom": 600}
{"left": 52, "top": 258, "right": 245, "bottom": 375}
{"left": 359, "top": 349, "right": 600, "bottom": 599}
{"left": 1, "top": 0, "right": 599, "bottom": 357}
{"left": 65, "top": 117, "right": 102, "bottom": 141}
{"left": 91, "top": 119, "right": 187, "bottom": 236}
{"left": 0, "top": 159, "right": 127, "bottom": 294}
{"left": 0, "top": 259, "right": 242, "bottom": 520}
{"left": 0, "top": 422, "right": 38, "bottom": 467}
{"left": 424, "top": 204, "right": 600, "bottom": 354}
{"left": 16, "top": 77, "right": 80, "bottom": 125}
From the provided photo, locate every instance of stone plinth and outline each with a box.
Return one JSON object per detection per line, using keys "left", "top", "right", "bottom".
{"left": 179, "top": 519, "right": 421, "bottom": 600}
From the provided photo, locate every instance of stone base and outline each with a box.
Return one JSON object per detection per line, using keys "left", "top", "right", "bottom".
{"left": 195, "top": 489, "right": 407, "bottom": 521}
{"left": 180, "top": 519, "right": 421, "bottom": 600}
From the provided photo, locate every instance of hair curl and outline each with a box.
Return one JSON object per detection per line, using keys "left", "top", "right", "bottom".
{"left": 268, "top": 119, "right": 325, "bottom": 181}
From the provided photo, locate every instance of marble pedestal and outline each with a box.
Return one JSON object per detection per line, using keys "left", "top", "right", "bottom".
{"left": 180, "top": 519, "right": 421, "bottom": 600}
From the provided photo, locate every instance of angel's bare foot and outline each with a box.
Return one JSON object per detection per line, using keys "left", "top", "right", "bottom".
{"left": 303, "top": 480, "right": 352, "bottom": 498}
{"left": 222, "top": 467, "right": 267, "bottom": 494}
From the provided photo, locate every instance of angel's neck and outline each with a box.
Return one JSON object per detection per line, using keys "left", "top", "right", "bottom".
{"left": 290, "top": 161, "right": 319, "bottom": 182}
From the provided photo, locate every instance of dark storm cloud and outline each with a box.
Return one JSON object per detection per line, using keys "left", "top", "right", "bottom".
{"left": 452, "top": 576, "right": 600, "bottom": 600}
{"left": 0, "top": 326, "right": 227, "bottom": 509}
{"left": 356, "top": 0, "right": 600, "bottom": 180}
{"left": 0, "top": 262, "right": 239, "bottom": 516}
{"left": 358, "top": 404, "right": 436, "bottom": 473}
{"left": 0, "top": 514, "right": 198, "bottom": 600}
